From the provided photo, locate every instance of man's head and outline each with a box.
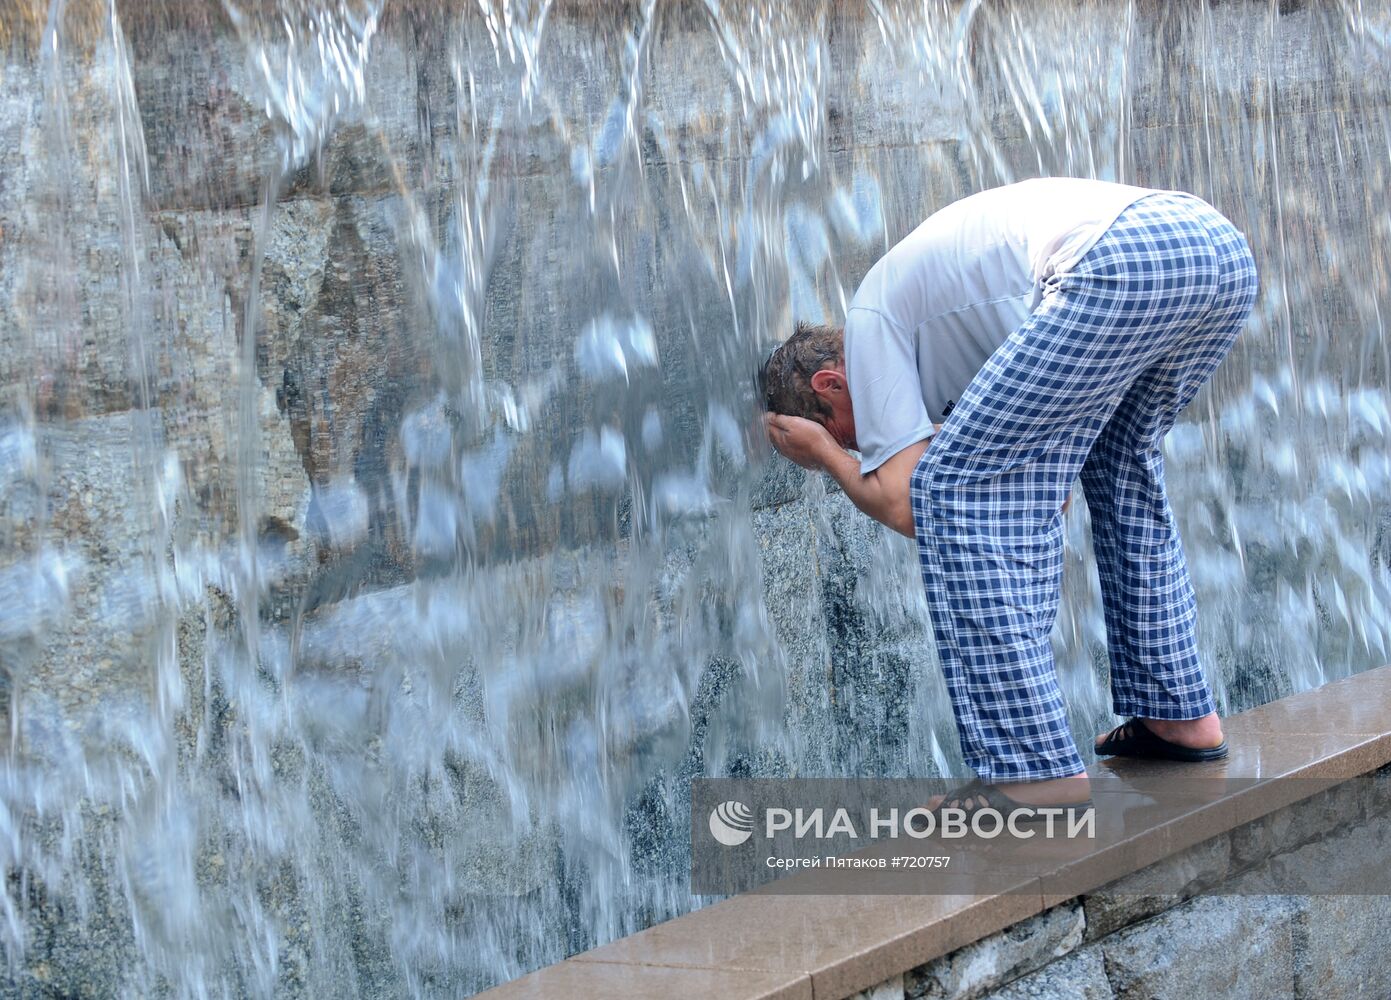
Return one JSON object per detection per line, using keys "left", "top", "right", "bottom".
{"left": 758, "top": 321, "right": 856, "bottom": 449}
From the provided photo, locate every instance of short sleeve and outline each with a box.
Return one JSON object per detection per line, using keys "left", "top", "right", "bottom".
{"left": 844, "top": 306, "right": 935, "bottom": 475}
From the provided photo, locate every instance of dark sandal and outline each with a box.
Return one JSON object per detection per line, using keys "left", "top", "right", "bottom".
{"left": 1094, "top": 717, "right": 1229, "bottom": 762}
{"left": 917, "top": 778, "right": 1094, "bottom": 830}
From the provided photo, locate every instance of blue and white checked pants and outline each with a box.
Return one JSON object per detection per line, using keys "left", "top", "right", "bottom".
{"left": 910, "top": 192, "right": 1258, "bottom": 783}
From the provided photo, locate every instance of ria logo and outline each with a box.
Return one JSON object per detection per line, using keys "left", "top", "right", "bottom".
{"left": 708, "top": 800, "right": 754, "bottom": 846}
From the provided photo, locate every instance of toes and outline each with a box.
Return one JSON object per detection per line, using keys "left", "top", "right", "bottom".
{"left": 1096, "top": 721, "right": 1131, "bottom": 747}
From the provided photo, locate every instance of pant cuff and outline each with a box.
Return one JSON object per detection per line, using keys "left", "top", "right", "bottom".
{"left": 970, "top": 759, "right": 1089, "bottom": 784}
{"left": 1110, "top": 698, "right": 1217, "bottom": 721}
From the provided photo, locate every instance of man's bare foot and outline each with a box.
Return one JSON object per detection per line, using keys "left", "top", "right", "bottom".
{"left": 926, "top": 773, "right": 1091, "bottom": 810}
{"left": 1095, "top": 712, "right": 1225, "bottom": 751}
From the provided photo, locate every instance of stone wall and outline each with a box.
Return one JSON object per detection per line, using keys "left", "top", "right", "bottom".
{"left": 849, "top": 767, "right": 1391, "bottom": 1000}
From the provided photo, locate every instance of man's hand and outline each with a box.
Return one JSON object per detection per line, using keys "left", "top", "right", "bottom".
{"left": 764, "top": 412, "right": 928, "bottom": 539}
{"left": 764, "top": 413, "right": 838, "bottom": 471}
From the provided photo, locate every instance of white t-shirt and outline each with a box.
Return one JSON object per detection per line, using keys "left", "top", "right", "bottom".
{"left": 844, "top": 177, "right": 1158, "bottom": 474}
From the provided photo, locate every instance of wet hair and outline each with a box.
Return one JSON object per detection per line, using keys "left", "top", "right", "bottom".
{"left": 757, "top": 321, "right": 844, "bottom": 422}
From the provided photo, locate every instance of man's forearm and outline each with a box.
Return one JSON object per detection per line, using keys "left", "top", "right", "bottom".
{"left": 817, "top": 446, "right": 915, "bottom": 539}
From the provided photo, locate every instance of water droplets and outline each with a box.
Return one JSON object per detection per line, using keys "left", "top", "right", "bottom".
{"left": 574, "top": 313, "right": 658, "bottom": 383}
{"left": 566, "top": 427, "right": 628, "bottom": 494}
{"left": 226, "top": 0, "right": 383, "bottom": 171}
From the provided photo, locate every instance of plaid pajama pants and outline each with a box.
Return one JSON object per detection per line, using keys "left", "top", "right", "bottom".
{"left": 910, "top": 192, "right": 1258, "bottom": 783}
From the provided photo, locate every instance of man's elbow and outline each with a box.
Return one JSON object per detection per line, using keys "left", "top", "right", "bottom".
{"left": 887, "top": 499, "right": 915, "bottom": 540}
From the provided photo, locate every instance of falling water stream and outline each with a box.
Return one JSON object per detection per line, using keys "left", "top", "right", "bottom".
{"left": 0, "top": 0, "right": 1388, "bottom": 995}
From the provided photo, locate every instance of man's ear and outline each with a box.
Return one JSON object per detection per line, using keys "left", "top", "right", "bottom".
{"left": 808, "top": 368, "right": 844, "bottom": 396}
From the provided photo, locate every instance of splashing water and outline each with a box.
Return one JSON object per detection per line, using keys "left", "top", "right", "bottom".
{"left": 0, "top": 0, "right": 1388, "bottom": 995}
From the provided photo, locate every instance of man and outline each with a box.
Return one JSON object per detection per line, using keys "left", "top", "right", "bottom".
{"left": 760, "top": 177, "right": 1256, "bottom": 816}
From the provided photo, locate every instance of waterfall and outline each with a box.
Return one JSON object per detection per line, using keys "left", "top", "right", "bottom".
{"left": 0, "top": 1, "right": 1387, "bottom": 995}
